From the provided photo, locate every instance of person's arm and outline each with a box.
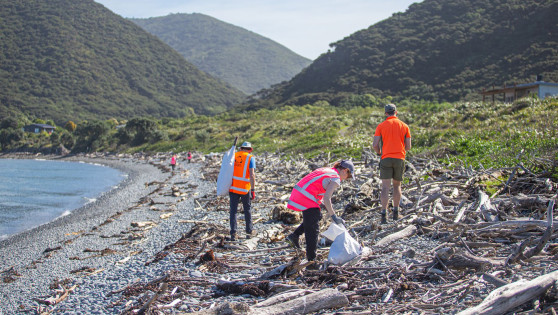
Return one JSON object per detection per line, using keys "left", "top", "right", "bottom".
{"left": 249, "top": 168, "right": 255, "bottom": 190}
{"left": 405, "top": 137, "right": 412, "bottom": 151}
{"left": 373, "top": 136, "right": 382, "bottom": 155}
{"left": 322, "top": 180, "right": 340, "bottom": 218}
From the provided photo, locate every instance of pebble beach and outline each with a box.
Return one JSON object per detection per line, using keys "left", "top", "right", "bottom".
{"left": 2, "top": 152, "right": 556, "bottom": 314}
{"left": 0, "top": 154, "right": 218, "bottom": 314}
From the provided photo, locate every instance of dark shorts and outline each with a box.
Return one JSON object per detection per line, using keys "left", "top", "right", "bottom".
{"left": 379, "top": 158, "right": 405, "bottom": 181}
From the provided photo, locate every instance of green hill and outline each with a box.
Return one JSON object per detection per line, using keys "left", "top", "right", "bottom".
{"left": 253, "top": 0, "right": 558, "bottom": 106}
{"left": 130, "top": 13, "right": 312, "bottom": 95}
{"left": 0, "top": 0, "right": 246, "bottom": 124}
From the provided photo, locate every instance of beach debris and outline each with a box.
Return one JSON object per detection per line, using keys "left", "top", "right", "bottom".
{"left": 1, "top": 266, "right": 21, "bottom": 283}
{"left": 18, "top": 151, "right": 558, "bottom": 314}
{"left": 33, "top": 283, "right": 77, "bottom": 306}
{"left": 131, "top": 221, "right": 156, "bottom": 229}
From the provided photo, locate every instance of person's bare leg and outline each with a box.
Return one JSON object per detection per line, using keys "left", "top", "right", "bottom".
{"left": 380, "top": 179, "right": 391, "bottom": 223}
{"left": 392, "top": 179, "right": 402, "bottom": 220}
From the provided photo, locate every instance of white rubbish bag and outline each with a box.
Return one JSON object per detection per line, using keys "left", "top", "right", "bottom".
{"left": 321, "top": 222, "right": 346, "bottom": 242}
{"left": 328, "top": 231, "right": 363, "bottom": 265}
{"left": 216, "top": 138, "right": 237, "bottom": 196}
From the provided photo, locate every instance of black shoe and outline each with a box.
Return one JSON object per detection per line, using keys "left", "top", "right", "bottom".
{"left": 226, "top": 234, "right": 236, "bottom": 241}
{"left": 246, "top": 231, "right": 255, "bottom": 239}
{"left": 393, "top": 208, "right": 399, "bottom": 221}
{"left": 380, "top": 211, "right": 387, "bottom": 224}
{"left": 306, "top": 262, "right": 320, "bottom": 270}
{"left": 286, "top": 234, "right": 301, "bottom": 249}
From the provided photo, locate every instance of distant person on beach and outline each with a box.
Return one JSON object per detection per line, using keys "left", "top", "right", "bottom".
{"left": 373, "top": 104, "right": 412, "bottom": 224}
{"left": 170, "top": 154, "right": 177, "bottom": 172}
{"left": 285, "top": 160, "right": 353, "bottom": 270}
{"left": 228, "top": 142, "right": 256, "bottom": 241}
{"left": 187, "top": 151, "right": 192, "bottom": 163}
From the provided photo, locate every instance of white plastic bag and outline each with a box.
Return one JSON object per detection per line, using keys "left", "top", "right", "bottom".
{"left": 321, "top": 222, "right": 346, "bottom": 242}
{"left": 216, "top": 144, "right": 236, "bottom": 196}
{"left": 327, "top": 231, "right": 362, "bottom": 265}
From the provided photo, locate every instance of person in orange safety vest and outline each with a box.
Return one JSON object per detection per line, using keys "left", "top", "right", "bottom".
{"left": 285, "top": 160, "right": 354, "bottom": 270}
{"left": 228, "top": 141, "right": 256, "bottom": 241}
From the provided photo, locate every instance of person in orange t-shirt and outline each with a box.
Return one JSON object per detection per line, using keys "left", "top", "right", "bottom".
{"left": 373, "top": 104, "right": 412, "bottom": 224}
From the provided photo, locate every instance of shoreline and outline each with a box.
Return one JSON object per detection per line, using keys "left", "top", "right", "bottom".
{"left": 0, "top": 156, "right": 127, "bottom": 241}
{"left": 0, "top": 154, "right": 160, "bottom": 248}
{"left": 0, "top": 153, "right": 182, "bottom": 313}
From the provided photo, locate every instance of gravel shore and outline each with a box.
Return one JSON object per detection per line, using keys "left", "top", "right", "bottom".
{"left": 0, "top": 154, "right": 216, "bottom": 314}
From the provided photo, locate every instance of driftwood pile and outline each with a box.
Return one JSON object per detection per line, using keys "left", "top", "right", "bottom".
{"left": 114, "top": 151, "right": 556, "bottom": 314}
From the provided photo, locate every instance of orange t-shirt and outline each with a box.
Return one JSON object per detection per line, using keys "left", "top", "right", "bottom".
{"left": 374, "top": 116, "right": 411, "bottom": 160}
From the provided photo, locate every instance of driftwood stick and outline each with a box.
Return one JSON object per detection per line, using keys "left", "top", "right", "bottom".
{"left": 457, "top": 270, "right": 558, "bottom": 315}
{"left": 481, "top": 273, "right": 509, "bottom": 288}
{"left": 476, "top": 190, "right": 497, "bottom": 222}
{"left": 522, "top": 198, "right": 555, "bottom": 259}
{"left": 454, "top": 200, "right": 468, "bottom": 223}
{"left": 375, "top": 225, "right": 417, "bottom": 247}
{"left": 138, "top": 281, "right": 168, "bottom": 315}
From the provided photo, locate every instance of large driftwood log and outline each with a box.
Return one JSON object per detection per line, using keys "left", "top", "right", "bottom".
{"left": 188, "top": 288, "right": 348, "bottom": 315}
{"left": 375, "top": 225, "right": 417, "bottom": 247}
{"left": 457, "top": 270, "right": 558, "bottom": 315}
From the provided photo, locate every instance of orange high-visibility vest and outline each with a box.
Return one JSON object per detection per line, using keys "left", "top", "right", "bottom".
{"left": 287, "top": 167, "right": 340, "bottom": 211}
{"left": 229, "top": 151, "right": 252, "bottom": 195}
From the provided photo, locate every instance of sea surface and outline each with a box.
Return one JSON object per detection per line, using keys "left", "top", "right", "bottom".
{"left": 0, "top": 159, "right": 125, "bottom": 240}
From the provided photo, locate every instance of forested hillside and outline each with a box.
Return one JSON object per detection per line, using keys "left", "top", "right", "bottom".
{"left": 130, "top": 13, "right": 312, "bottom": 95}
{"left": 252, "top": 0, "right": 558, "bottom": 107}
{"left": 0, "top": 0, "right": 245, "bottom": 124}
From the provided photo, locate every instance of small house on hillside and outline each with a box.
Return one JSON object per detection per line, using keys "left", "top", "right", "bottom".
{"left": 481, "top": 75, "right": 558, "bottom": 103}
{"left": 23, "top": 124, "right": 55, "bottom": 134}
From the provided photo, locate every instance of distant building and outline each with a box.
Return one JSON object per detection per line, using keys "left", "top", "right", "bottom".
{"left": 23, "top": 123, "right": 55, "bottom": 134}
{"left": 481, "top": 75, "right": 558, "bottom": 103}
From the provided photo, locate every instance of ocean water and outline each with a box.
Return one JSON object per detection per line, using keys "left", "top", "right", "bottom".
{"left": 0, "top": 159, "right": 125, "bottom": 240}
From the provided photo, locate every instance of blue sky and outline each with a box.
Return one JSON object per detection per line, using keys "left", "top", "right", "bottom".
{"left": 94, "top": 0, "right": 420, "bottom": 60}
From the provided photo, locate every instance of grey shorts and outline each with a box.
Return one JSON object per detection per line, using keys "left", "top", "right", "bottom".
{"left": 379, "top": 158, "right": 405, "bottom": 181}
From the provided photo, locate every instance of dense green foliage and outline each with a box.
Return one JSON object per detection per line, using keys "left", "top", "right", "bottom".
{"left": 249, "top": 0, "right": 558, "bottom": 108}
{"left": 0, "top": 0, "right": 246, "bottom": 125}
{"left": 130, "top": 13, "right": 312, "bottom": 95}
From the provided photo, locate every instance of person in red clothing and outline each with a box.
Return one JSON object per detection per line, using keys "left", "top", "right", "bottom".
{"left": 373, "top": 104, "right": 412, "bottom": 224}
{"left": 285, "top": 160, "right": 353, "bottom": 270}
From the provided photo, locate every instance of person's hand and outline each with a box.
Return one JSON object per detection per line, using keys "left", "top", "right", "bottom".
{"left": 331, "top": 214, "right": 345, "bottom": 226}
{"left": 251, "top": 190, "right": 256, "bottom": 200}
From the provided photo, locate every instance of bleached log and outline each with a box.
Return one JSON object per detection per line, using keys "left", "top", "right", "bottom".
{"left": 254, "top": 289, "right": 316, "bottom": 308}
{"left": 457, "top": 270, "right": 558, "bottom": 315}
{"left": 375, "top": 225, "right": 417, "bottom": 247}
{"left": 475, "top": 190, "right": 497, "bottom": 222}
{"left": 188, "top": 288, "right": 348, "bottom": 315}
{"left": 247, "top": 288, "right": 348, "bottom": 314}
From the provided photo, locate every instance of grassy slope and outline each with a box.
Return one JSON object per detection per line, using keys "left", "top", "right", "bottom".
{"left": 133, "top": 97, "right": 557, "bottom": 177}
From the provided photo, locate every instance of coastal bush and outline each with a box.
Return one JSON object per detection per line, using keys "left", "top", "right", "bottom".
{"left": 65, "top": 121, "right": 77, "bottom": 132}
{"left": 0, "top": 117, "right": 18, "bottom": 130}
